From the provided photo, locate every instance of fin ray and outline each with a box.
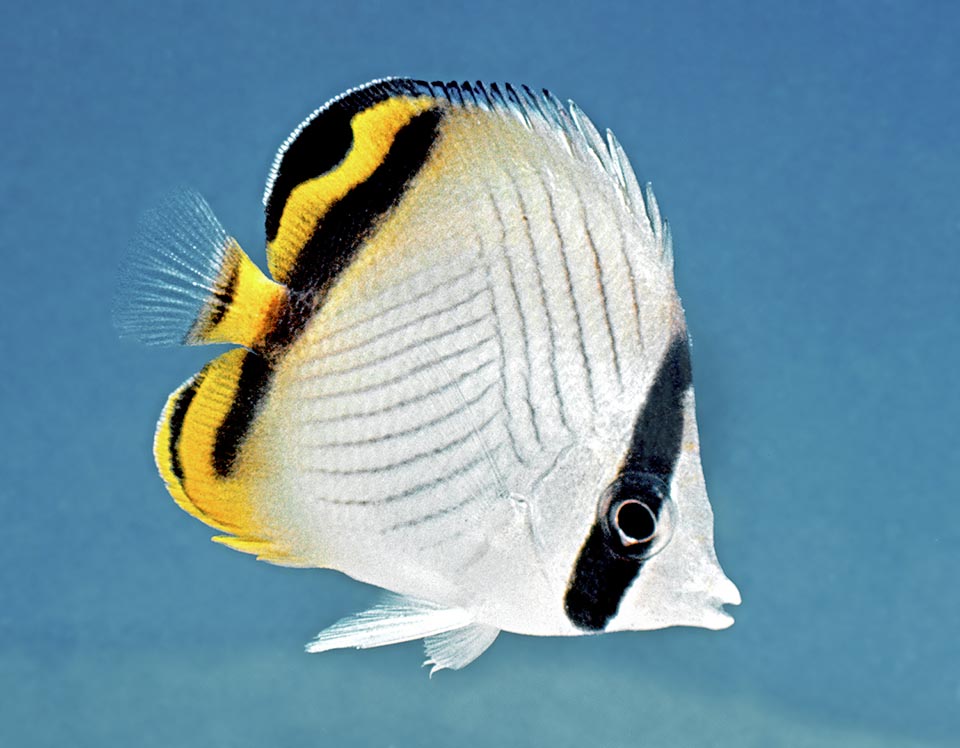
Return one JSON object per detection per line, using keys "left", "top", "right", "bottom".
{"left": 423, "top": 622, "right": 500, "bottom": 674}
{"left": 306, "top": 594, "right": 473, "bottom": 654}
{"left": 154, "top": 348, "right": 292, "bottom": 563}
{"left": 115, "top": 188, "right": 287, "bottom": 349}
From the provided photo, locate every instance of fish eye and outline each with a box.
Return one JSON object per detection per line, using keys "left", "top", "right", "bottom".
{"left": 598, "top": 473, "right": 676, "bottom": 559}
{"left": 614, "top": 500, "right": 657, "bottom": 544}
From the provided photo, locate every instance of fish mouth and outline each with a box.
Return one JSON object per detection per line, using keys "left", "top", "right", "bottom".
{"left": 700, "top": 575, "right": 741, "bottom": 630}
{"left": 715, "top": 574, "right": 742, "bottom": 607}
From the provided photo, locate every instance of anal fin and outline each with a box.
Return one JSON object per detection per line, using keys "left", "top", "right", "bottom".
{"left": 306, "top": 594, "right": 473, "bottom": 657}
{"left": 423, "top": 622, "right": 500, "bottom": 674}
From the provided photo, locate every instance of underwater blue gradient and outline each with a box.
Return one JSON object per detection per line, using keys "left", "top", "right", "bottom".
{"left": 2, "top": 1, "right": 958, "bottom": 745}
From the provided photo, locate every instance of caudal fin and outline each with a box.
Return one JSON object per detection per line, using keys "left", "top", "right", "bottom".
{"left": 114, "top": 189, "right": 288, "bottom": 349}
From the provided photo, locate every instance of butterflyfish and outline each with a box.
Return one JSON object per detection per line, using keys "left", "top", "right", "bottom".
{"left": 116, "top": 78, "right": 740, "bottom": 672}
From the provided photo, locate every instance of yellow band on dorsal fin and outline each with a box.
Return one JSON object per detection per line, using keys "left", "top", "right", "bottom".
{"left": 267, "top": 95, "right": 437, "bottom": 284}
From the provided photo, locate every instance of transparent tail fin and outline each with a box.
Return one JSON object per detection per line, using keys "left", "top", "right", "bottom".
{"left": 114, "top": 189, "right": 287, "bottom": 348}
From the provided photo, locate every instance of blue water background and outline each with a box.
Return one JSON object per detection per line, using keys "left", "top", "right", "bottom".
{"left": 2, "top": 1, "right": 958, "bottom": 745}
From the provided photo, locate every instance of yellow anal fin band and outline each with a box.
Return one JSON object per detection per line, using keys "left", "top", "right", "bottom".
{"left": 154, "top": 349, "right": 287, "bottom": 562}
{"left": 267, "top": 95, "right": 437, "bottom": 284}
{"left": 188, "top": 238, "right": 288, "bottom": 349}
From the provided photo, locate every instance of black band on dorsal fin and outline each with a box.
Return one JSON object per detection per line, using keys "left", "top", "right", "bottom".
{"left": 202, "top": 82, "right": 448, "bottom": 478}
{"left": 260, "top": 106, "right": 445, "bottom": 356}
{"left": 265, "top": 78, "right": 432, "bottom": 242}
{"left": 262, "top": 78, "right": 448, "bottom": 310}
{"left": 281, "top": 107, "right": 444, "bottom": 295}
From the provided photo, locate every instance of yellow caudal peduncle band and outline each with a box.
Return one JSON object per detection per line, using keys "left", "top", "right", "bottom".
{"left": 187, "top": 238, "right": 288, "bottom": 349}
{"left": 267, "top": 95, "right": 437, "bottom": 283}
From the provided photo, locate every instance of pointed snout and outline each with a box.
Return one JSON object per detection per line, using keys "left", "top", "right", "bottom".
{"left": 697, "top": 572, "right": 741, "bottom": 630}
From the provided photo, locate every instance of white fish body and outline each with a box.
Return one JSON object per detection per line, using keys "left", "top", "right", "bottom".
{"left": 115, "top": 79, "right": 740, "bottom": 671}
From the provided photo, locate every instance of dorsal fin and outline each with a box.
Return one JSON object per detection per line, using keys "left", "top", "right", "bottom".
{"left": 262, "top": 79, "right": 443, "bottom": 289}
{"left": 261, "top": 78, "right": 671, "bottom": 299}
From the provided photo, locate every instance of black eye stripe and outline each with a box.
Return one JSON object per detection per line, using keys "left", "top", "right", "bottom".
{"left": 622, "top": 334, "right": 692, "bottom": 477}
{"left": 564, "top": 335, "right": 693, "bottom": 631}
{"left": 562, "top": 526, "right": 643, "bottom": 632}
